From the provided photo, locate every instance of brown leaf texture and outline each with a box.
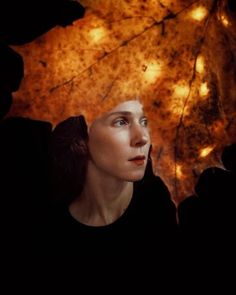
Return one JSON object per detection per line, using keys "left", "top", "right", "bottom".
{"left": 9, "top": 0, "right": 236, "bottom": 204}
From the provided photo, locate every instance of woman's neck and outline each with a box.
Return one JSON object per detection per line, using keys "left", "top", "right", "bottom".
{"left": 69, "top": 165, "right": 134, "bottom": 226}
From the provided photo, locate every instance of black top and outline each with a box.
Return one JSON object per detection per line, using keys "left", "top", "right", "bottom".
{"left": 3, "top": 173, "right": 179, "bottom": 292}
{"left": 43, "top": 176, "right": 178, "bottom": 263}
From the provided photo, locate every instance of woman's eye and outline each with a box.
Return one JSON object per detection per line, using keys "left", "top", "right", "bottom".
{"left": 140, "top": 118, "right": 148, "bottom": 127}
{"left": 113, "top": 118, "right": 128, "bottom": 127}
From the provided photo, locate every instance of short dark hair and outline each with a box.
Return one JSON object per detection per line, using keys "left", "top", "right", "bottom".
{"left": 49, "top": 115, "right": 88, "bottom": 205}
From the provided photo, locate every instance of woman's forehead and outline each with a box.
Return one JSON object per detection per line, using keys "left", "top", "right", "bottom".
{"left": 107, "top": 100, "right": 143, "bottom": 113}
{"left": 86, "top": 99, "right": 145, "bottom": 128}
{"left": 87, "top": 100, "right": 144, "bottom": 129}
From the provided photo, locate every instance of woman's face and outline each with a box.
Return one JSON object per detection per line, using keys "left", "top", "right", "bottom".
{"left": 87, "top": 100, "right": 151, "bottom": 182}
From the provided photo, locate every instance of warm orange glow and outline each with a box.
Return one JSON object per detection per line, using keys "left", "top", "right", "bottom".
{"left": 220, "top": 14, "right": 230, "bottom": 27}
{"left": 171, "top": 83, "right": 190, "bottom": 114}
{"left": 176, "top": 164, "right": 183, "bottom": 179}
{"left": 89, "top": 27, "right": 107, "bottom": 43}
{"left": 211, "top": 120, "right": 225, "bottom": 135}
{"left": 190, "top": 6, "right": 208, "bottom": 21}
{"left": 170, "top": 100, "right": 185, "bottom": 115}
{"left": 173, "top": 83, "right": 189, "bottom": 98}
{"left": 199, "top": 82, "right": 209, "bottom": 97}
{"left": 142, "top": 60, "right": 162, "bottom": 84}
{"left": 199, "top": 146, "right": 215, "bottom": 158}
{"left": 196, "top": 55, "right": 205, "bottom": 74}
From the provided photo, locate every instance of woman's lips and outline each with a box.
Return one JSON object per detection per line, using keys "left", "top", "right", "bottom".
{"left": 129, "top": 156, "right": 146, "bottom": 166}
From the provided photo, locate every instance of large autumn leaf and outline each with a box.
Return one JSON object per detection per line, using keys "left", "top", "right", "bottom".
{"left": 8, "top": 0, "right": 236, "bottom": 204}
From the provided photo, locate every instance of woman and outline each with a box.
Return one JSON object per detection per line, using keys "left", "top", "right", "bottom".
{"left": 47, "top": 99, "right": 178, "bottom": 261}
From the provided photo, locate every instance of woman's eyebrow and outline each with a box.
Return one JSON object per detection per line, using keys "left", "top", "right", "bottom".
{"left": 106, "top": 111, "right": 145, "bottom": 118}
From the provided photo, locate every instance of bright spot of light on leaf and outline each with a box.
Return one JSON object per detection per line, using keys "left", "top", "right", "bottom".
{"left": 176, "top": 164, "right": 183, "bottom": 178}
{"left": 171, "top": 83, "right": 190, "bottom": 115}
{"left": 199, "top": 82, "right": 209, "bottom": 97}
{"left": 89, "top": 27, "right": 106, "bottom": 43}
{"left": 190, "top": 6, "right": 208, "bottom": 21}
{"left": 220, "top": 14, "right": 230, "bottom": 27}
{"left": 196, "top": 55, "right": 205, "bottom": 74}
{"left": 173, "top": 83, "right": 189, "bottom": 98}
{"left": 199, "top": 145, "right": 215, "bottom": 158}
{"left": 142, "top": 60, "right": 162, "bottom": 84}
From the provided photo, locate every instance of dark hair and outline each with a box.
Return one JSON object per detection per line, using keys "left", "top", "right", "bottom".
{"left": 49, "top": 115, "right": 89, "bottom": 205}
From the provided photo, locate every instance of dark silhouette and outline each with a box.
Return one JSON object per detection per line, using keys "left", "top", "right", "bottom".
{"left": 177, "top": 143, "right": 236, "bottom": 290}
{"left": 178, "top": 144, "right": 236, "bottom": 240}
{"left": 0, "top": 117, "right": 52, "bottom": 256}
{"left": 0, "top": 1, "right": 85, "bottom": 44}
{"left": 221, "top": 143, "right": 236, "bottom": 173}
{"left": 0, "top": 42, "right": 24, "bottom": 118}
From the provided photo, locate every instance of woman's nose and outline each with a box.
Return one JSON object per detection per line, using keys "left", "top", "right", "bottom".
{"left": 130, "top": 124, "right": 149, "bottom": 147}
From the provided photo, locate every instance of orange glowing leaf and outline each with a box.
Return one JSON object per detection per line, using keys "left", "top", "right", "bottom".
{"left": 8, "top": 0, "right": 236, "bottom": 204}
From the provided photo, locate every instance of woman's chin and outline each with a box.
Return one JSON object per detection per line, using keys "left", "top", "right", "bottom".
{"left": 124, "top": 172, "right": 145, "bottom": 182}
